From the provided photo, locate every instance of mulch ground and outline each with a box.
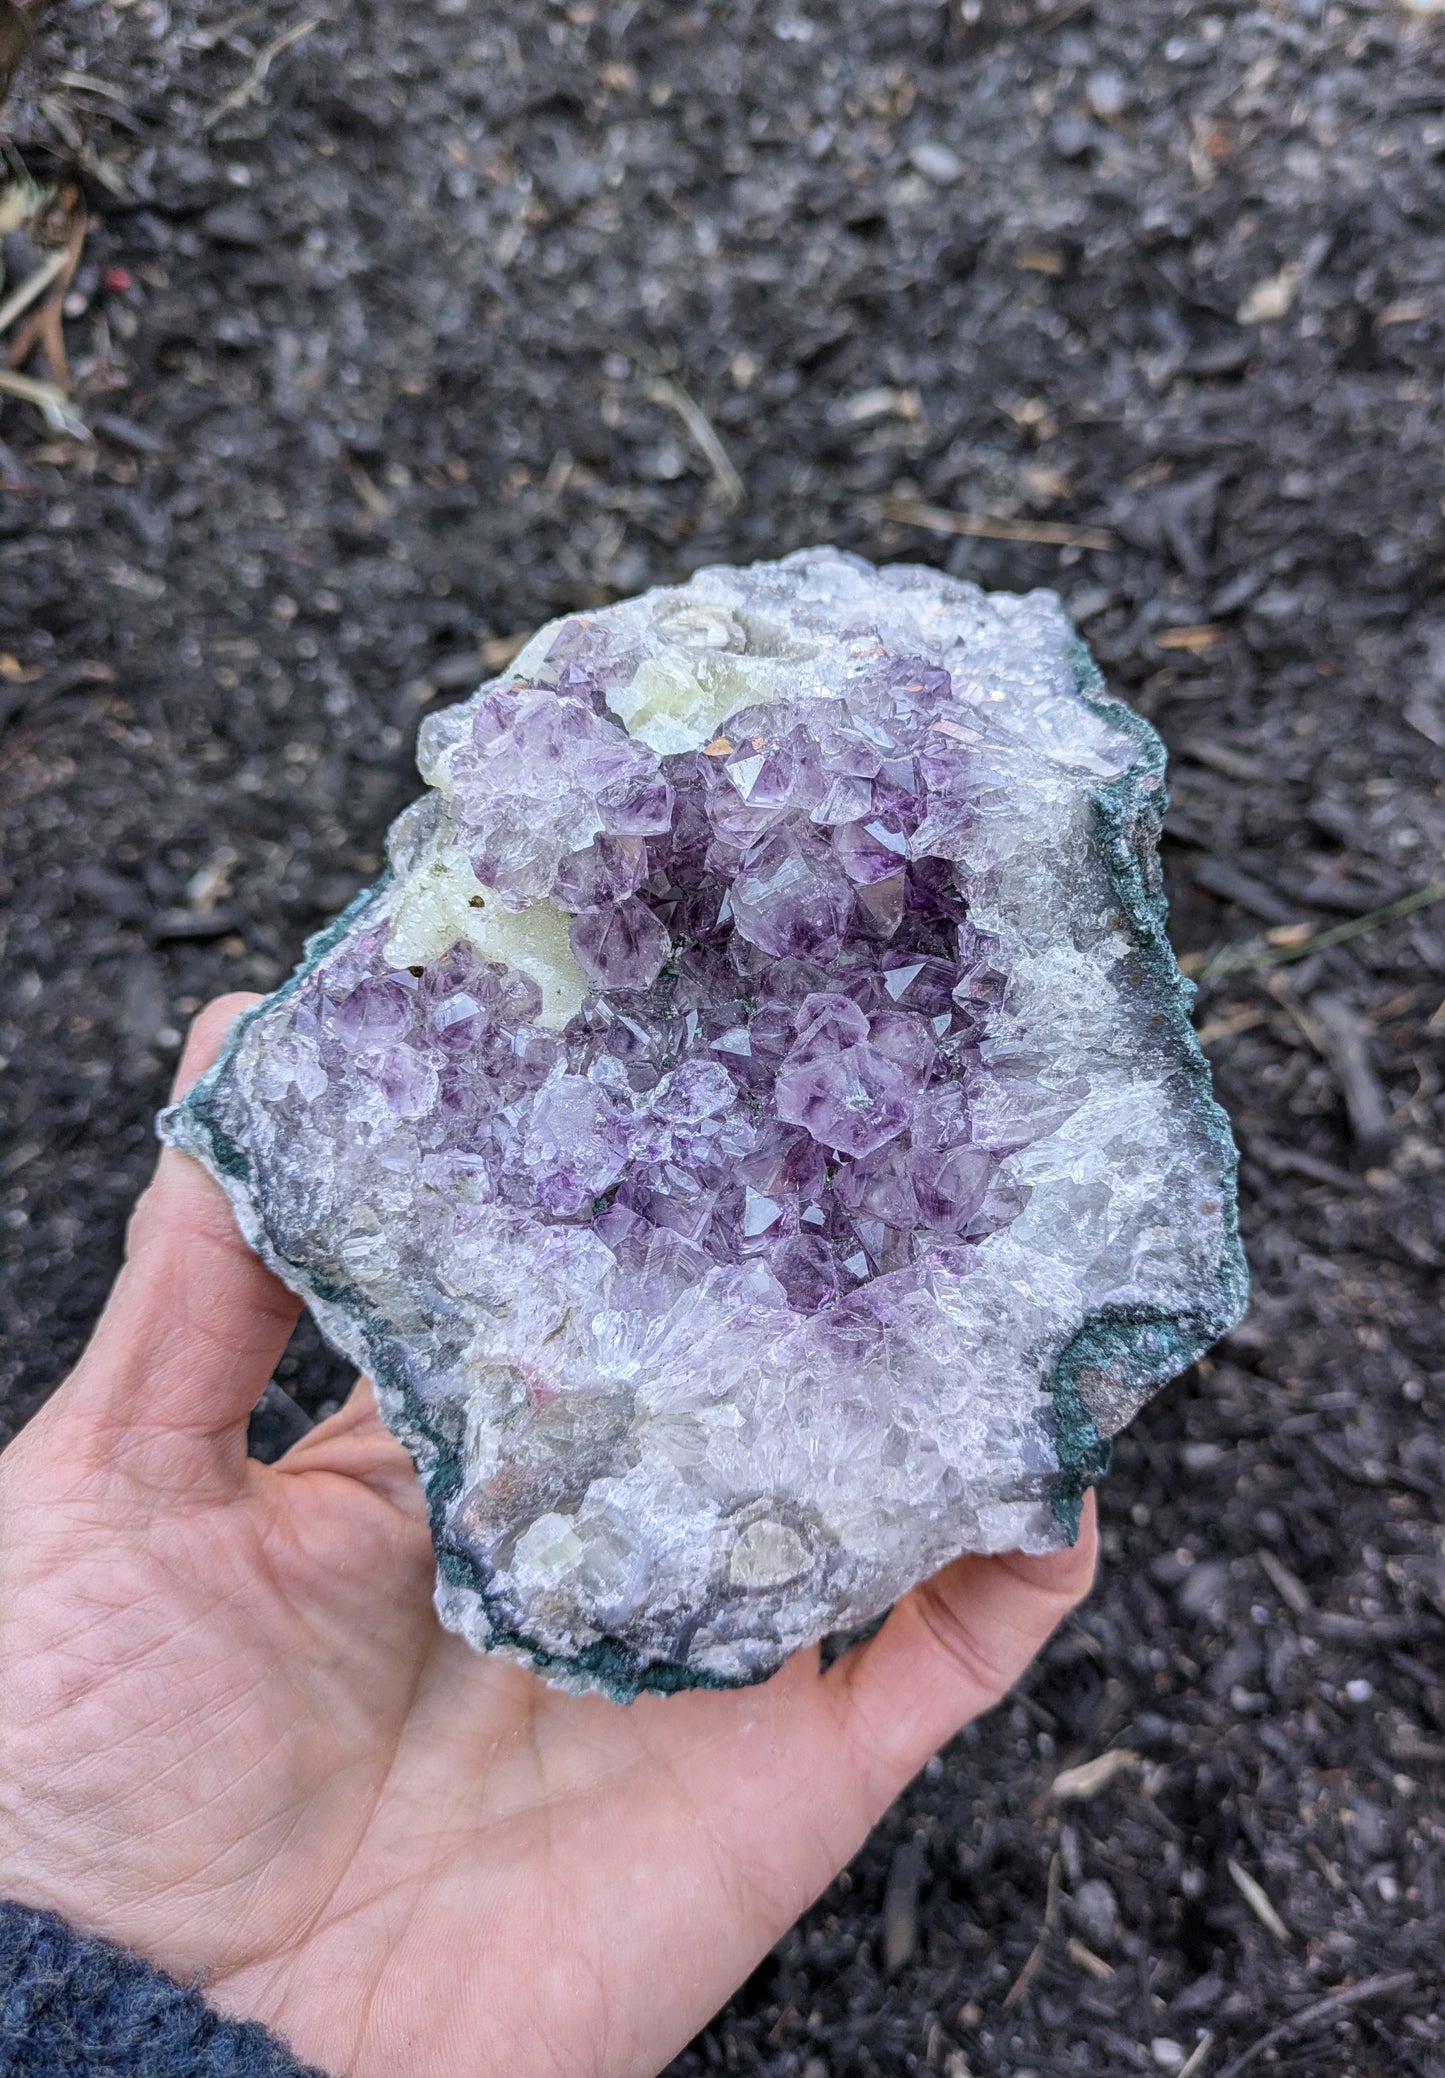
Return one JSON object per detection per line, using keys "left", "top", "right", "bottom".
{"left": 3, "top": 2, "right": 1445, "bottom": 2072}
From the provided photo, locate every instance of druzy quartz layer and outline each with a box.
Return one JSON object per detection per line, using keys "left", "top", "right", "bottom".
{"left": 162, "top": 548, "right": 1246, "bottom": 1698}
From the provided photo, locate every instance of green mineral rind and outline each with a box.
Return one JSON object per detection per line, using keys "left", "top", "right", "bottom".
{"left": 161, "top": 625, "right": 1248, "bottom": 1701}
{"left": 1042, "top": 642, "right": 1249, "bottom": 1541}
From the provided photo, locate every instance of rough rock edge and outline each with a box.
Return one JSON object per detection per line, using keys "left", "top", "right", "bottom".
{"left": 1044, "top": 642, "right": 1249, "bottom": 1539}
{"left": 159, "top": 620, "right": 1248, "bottom": 1702}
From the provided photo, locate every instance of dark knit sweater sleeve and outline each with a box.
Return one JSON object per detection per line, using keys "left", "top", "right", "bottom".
{"left": 0, "top": 1903, "right": 330, "bottom": 2078}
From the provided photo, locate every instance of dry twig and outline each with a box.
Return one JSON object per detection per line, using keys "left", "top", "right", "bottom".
{"left": 1214, "top": 1972, "right": 1415, "bottom": 2078}
{"left": 202, "top": 14, "right": 321, "bottom": 131}
{"left": 882, "top": 495, "right": 1113, "bottom": 551}
{"left": 1001, "top": 1850, "right": 1061, "bottom": 2011}
{"left": 6, "top": 188, "right": 85, "bottom": 387}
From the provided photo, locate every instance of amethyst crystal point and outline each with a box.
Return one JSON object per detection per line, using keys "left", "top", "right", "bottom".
{"left": 160, "top": 547, "right": 1246, "bottom": 1699}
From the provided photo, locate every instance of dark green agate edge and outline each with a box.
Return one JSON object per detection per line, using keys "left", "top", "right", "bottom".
{"left": 1045, "top": 641, "right": 1249, "bottom": 1541}
{"left": 162, "top": 629, "right": 1248, "bottom": 1702}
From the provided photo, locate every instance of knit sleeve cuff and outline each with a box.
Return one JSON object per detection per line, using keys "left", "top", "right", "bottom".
{"left": 0, "top": 1901, "right": 329, "bottom": 2078}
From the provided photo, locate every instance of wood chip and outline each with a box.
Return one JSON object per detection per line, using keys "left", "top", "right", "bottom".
{"left": 1194, "top": 1006, "right": 1266, "bottom": 1048}
{"left": 1049, "top": 1748, "right": 1138, "bottom": 1801}
{"left": 1377, "top": 296, "right": 1429, "bottom": 326}
{"left": 842, "top": 384, "right": 920, "bottom": 423}
{"left": 1242, "top": 1130, "right": 1365, "bottom": 1195}
{"left": 1257, "top": 1550, "right": 1311, "bottom": 1618}
{"left": 1191, "top": 856, "right": 1296, "bottom": 926}
{"left": 1311, "top": 991, "right": 1392, "bottom": 1158}
{"left": 1157, "top": 624, "right": 1222, "bottom": 652}
{"left": 1237, "top": 263, "right": 1301, "bottom": 324}
{"left": 1177, "top": 736, "right": 1265, "bottom": 782}
{"left": 882, "top": 1833, "right": 925, "bottom": 1973}
{"left": 480, "top": 630, "right": 534, "bottom": 671}
{"left": 1066, "top": 1936, "right": 1115, "bottom": 1981}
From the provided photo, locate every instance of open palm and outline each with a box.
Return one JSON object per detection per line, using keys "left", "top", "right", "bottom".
{"left": 0, "top": 998, "right": 1096, "bottom": 2078}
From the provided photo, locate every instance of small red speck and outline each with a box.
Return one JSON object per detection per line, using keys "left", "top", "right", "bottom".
{"left": 103, "top": 267, "right": 134, "bottom": 293}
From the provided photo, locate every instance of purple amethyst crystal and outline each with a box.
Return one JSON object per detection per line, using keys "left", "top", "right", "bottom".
{"left": 773, "top": 994, "right": 914, "bottom": 1158}
{"left": 162, "top": 548, "right": 1246, "bottom": 1699}
{"left": 729, "top": 828, "right": 857, "bottom": 962}
{"left": 568, "top": 896, "right": 673, "bottom": 992}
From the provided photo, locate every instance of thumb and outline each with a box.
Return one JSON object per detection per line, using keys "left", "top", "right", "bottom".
{"left": 66, "top": 995, "right": 301, "bottom": 1465}
{"left": 827, "top": 1493, "right": 1099, "bottom": 1812}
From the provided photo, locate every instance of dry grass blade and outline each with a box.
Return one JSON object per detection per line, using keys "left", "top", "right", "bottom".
{"left": 645, "top": 375, "right": 745, "bottom": 511}
{"left": 1186, "top": 879, "right": 1445, "bottom": 982}
{"left": 1226, "top": 1858, "right": 1289, "bottom": 1942}
{"left": 0, "top": 365, "right": 89, "bottom": 436}
{"left": 1214, "top": 1972, "right": 1416, "bottom": 2078}
{"left": 202, "top": 14, "right": 321, "bottom": 131}
{"left": 0, "top": 244, "right": 68, "bottom": 338}
{"left": 882, "top": 496, "right": 1113, "bottom": 551}
{"left": 53, "top": 69, "right": 131, "bottom": 102}
{"left": 1177, "top": 2033, "right": 1214, "bottom": 2078}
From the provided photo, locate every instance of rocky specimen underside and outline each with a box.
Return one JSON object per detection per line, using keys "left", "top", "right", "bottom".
{"left": 162, "top": 548, "right": 1246, "bottom": 1698}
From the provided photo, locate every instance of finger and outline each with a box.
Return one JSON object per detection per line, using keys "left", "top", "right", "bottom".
{"left": 67, "top": 995, "right": 302, "bottom": 1459}
{"left": 827, "top": 1493, "right": 1098, "bottom": 1812}
{"left": 276, "top": 1377, "right": 429, "bottom": 1522}
{"left": 167, "top": 992, "right": 260, "bottom": 1108}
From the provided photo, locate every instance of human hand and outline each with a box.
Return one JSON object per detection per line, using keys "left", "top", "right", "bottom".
{"left": 0, "top": 996, "right": 1097, "bottom": 2078}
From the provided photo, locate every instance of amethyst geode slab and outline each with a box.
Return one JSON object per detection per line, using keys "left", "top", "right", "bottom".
{"left": 161, "top": 548, "right": 1246, "bottom": 1698}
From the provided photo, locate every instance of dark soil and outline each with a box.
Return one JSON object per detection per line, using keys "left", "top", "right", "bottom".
{"left": 4, "top": 2, "right": 1445, "bottom": 2072}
